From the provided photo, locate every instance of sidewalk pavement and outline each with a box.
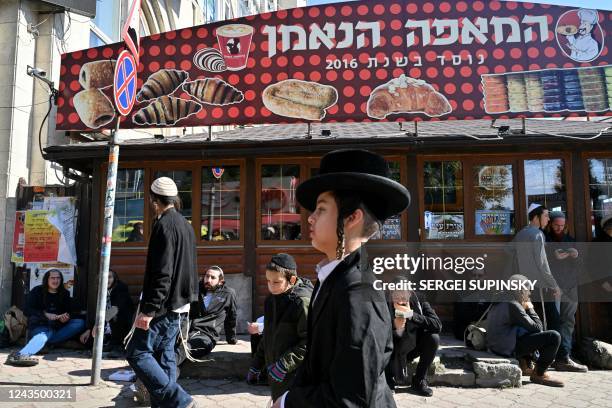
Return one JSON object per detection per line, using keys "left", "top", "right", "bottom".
{"left": 1, "top": 345, "right": 611, "bottom": 407}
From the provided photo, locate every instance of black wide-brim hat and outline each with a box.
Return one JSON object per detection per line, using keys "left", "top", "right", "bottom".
{"left": 296, "top": 149, "right": 411, "bottom": 221}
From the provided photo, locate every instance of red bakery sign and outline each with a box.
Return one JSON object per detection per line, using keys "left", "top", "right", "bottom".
{"left": 57, "top": 0, "right": 612, "bottom": 131}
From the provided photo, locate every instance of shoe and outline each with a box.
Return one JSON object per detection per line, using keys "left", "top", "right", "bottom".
{"left": 519, "top": 358, "right": 535, "bottom": 376}
{"left": 133, "top": 379, "right": 150, "bottom": 406}
{"left": 530, "top": 372, "right": 564, "bottom": 387}
{"left": 5, "top": 352, "right": 39, "bottom": 367}
{"left": 553, "top": 358, "right": 588, "bottom": 373}
{"left": 411, "top": 378, "right": 433, "bottom": 397}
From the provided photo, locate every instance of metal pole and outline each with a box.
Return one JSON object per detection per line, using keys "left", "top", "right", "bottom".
{"left": 91, "top": 117, "right": 121, "bottom": 385}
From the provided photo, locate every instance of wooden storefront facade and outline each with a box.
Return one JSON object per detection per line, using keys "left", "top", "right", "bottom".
{"left": 45, "top": 119, "right": 612, "bottom": 341}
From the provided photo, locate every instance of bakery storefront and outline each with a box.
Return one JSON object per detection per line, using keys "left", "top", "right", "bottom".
{"left": 49, "top": 1, "right": 612, "bottom": 339}
{"left": 45, "top": 119, "right": 612, "bottom": 340}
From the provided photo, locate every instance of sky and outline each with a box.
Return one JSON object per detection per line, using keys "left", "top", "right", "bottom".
{"left": 307, "top": 0, "right": 610, "bottom": 11}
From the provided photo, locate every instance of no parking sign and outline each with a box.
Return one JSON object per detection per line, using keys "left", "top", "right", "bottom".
{"left": 113, "top": 50, "right": 137, "bottom": 116}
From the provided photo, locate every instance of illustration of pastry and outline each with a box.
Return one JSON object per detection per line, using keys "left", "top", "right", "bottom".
{"left": 262, "top": 79, "right": 338, "bottom": 120}
{"left": 73, "top": 88, "right": 115, "bottom": 129}
{"left": 132, "top": 96, "right": 202, "bottom": 126}
{"left": 182, "top": 78, "right": 243, "bottom": 105}
{"left": 604, "top": 66, "right": 612, "bottom": 109}
{"left": 482, "top": 75, "right": 509, "bottom": 113}
{"left": 79, "top": 60, "right": 116, "bottom": 89}
{"left": 578, "top": 67, "right": 608, "bottom": 112}
{"left": 540, "top": 70, "right": 565, "bottom": 112}
{"left": 193, "top": 48, "right": 227, "bottom": 72}
{"left": 562, "top": 70, "right": 584, "bottom": 111}
{"left": 506, "top": 74, "right": 528, "bottom": 112}
{"left": 136, "top": 69, "right": 189, "bottom": 102}
{"left": 556, "top": 24, "right": 578, "bottom": 35}
{"left": 525, "top": 73, "right": 545, "bottom": 112}
{"left": 367, "top": 74, "right": 451, "bottom": 119}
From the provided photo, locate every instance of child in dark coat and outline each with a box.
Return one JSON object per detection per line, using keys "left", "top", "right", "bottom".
{"left": 247, "top": 253, "right": 313, "bottom": 401}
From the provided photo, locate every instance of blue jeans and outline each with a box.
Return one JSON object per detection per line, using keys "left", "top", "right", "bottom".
{"left": 19, "top": 319, "right": 86, "bottom": 356}
{"left": 126, "top": 313, "right": 192, "bottom": 408}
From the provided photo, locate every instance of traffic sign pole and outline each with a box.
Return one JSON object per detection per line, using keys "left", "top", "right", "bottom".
{"left": 91, "top": 50, "right": 137, "bottom": 385}
{"left": 91, "top": 116, "right": 121, "bottom": 386}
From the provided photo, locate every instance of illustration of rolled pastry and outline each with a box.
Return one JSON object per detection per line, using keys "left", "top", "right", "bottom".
{"left": 132, "top": 96, "right": 202, "bottom": 126}
{"left": 182, "top": 78, "right": 243, "bottom": 105}
{"left": 262, "top": 79, "right": 338, "bottom": 120}
{"left": 525, "top": 73, "right": 545, "bottom": 112}
{"left": 136, "top": 69, "right": 189, "bottom": 102}
{"left": 506, "top": 74, "right": 528, "bottom": 112}
{"left": 73, "top": 88, "right": 115, "bottom": 129}
{"left": 556, "top": 25, "right": 578, "bottom": 35}
{"left": 193, "top": 48, "right": 227, "bottom": 72}
{"left": 482, "top": 75, "right": 509, "bottom": 113}
{"left": 79, "top": 60, "right": 116, "bottom": 89}
{"left": 367, "top": 74, "right": 452, "bottom": 118}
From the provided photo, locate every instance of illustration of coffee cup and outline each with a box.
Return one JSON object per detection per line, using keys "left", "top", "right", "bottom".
{"left": 216, "top": 24, "right": 254, "bottom": 71}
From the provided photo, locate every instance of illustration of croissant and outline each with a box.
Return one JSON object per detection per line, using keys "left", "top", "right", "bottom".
{"left": 132, "top": 96, "right": 201, "bottom": 126}
{"left": 367, "top": 74, "right": 452, "bottom": 119}
{"left": 73, "top": 88, "right": 115, "bottom": 129}
{"left": 79, "top": 60, "right": 116, "bottom": 89}
{"left": 136, "top": 69, "right": 189, "bottom": 102}
{"left": 182, "top": 78, "right": 243, "bottom": 105}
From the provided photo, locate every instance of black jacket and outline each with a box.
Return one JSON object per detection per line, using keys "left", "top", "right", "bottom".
{"left": 25, "top": 285, "right": 73, "bottom": 332}
{"left": 252, "top": 277, "right": 313, "bottom": 400}
{"left": 189, "top": 282, "right": 237, "bottom": 343}
{"left": 140, "top": 208, "right": 198, "bottom": 317}
{"left": 545, "top": 232, "right": 580, "bottom": 290}
{"left": 286, "top": 248, "right": 396, "bottom": 408}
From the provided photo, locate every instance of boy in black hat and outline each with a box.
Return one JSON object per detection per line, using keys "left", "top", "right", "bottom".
{"left": 247, "top": 253, "right": 313, "bottom": 401}
{"left": 273, "top": 149, "right": 410, "bottom": 408}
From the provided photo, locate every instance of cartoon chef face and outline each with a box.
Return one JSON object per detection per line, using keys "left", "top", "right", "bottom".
{"left": 577, "top": 9, "right": 598, "bottom": 36}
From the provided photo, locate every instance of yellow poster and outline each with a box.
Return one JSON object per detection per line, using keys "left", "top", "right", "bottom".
{"left": 24, "top": 210, "right": 61, "bottom": 263}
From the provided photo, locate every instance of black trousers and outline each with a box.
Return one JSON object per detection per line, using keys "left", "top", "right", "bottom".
{"left": 515, "top": 330, "right": 560, "bottom": 375}
{"left": 386, "top": 332, "right": 439, "bottom": 389}
{"left": 175, "top": 332, "right": 215, "bottom": 366}
{"left": 250, "top": 334, "right": 262, "bottom": 357}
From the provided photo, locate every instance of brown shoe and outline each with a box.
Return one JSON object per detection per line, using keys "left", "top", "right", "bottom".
{"left": 530, "top": 372, "right": 564, "bottom": 387}
{"left": 553, "top": 358, "right": 588, "bottom": 373}
{"left": 519, "top": 358, "right": 534, "bottom": 376}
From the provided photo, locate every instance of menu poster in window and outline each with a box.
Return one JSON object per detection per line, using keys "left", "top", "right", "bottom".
{"left": 11, "top": 211, "right": 25, "bottom": 263}
{"left": 27, "top": 263, "right": 75, "bottom": 297}
{"left": 23, "top": 210, "right": 61, "bottom": 263}
{"left": 382, "top": 216, "right": 401, "bottom": 240}
{"left": 475, "top": 210, "right": 513, "bottom": 235}
{"left": 478, "top": 166, "right": 510, "bottom": 190}
{"left": 43, "top": 197, "right": 77, "bottom": 265}
{"left": 427, "top": 213, "right": 464, "bottom": 240}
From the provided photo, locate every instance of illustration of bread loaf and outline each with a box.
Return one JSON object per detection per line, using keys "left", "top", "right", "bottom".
{"left": 136, "top": 69, "right": 189, "bottom": 102}
{"left": 132, "top": 96, "right": 201, "bottom": 126}
{"left": 367, "top": 74, "right": 452, "bottom": 118}
{"left": 73, "top": 88, "right": 115, "bottom": 129}
{"left": 262, "top": 79, "right": 338, "bottom": 121}
{"left": 556, "top": 25, "right": 578, "bottom": 35}
{"left": 182, "top": 78, "right": 243, "bottom": 105}
{"left": 79, "top": 60, "right": 116, "bottom": 89}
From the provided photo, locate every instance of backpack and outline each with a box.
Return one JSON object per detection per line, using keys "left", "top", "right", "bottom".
{"left": 4, "top": 306, "right": 27, "bottom": 343}
{"left": 464, "top": 304, "right": 492, "bottom": 351}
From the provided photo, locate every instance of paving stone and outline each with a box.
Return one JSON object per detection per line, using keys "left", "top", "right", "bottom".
{"left": 473, "top": 362, "right": 522, "bottom": 388}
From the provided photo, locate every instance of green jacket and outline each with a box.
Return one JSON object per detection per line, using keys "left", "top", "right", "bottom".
{"left": 252, "top": 277, "right": 313, "bottom": 400}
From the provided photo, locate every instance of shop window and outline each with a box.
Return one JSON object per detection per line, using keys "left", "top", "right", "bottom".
{"left": 382, "top": 161, "right": 403, "bottom": 239}
{"left": 424, "top": 161, "right": 464, "bottom": 240}
{"left": 154, "top": 170, "right": 193, "bottom": 222}
{"left": 588, "top": 158, "right": 612, "bottom": 238}
{"left": 473, "top": 164, "right": 515, "bottom": 236}
{"left": 112, "top": 169, "right": 145, "bottom": 242}
{"left": 524, "top": 159, "right": 567, "bottom": 218}
{"left": 201, "top": 166, "right": 241, "bottom": 241}
{"left": 261, "top": 164, "right": 300, "bottom": 240}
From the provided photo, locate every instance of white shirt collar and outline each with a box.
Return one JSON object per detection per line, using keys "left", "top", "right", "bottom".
{"left": 316, "top": 258, "right": 342, "bottom": 287}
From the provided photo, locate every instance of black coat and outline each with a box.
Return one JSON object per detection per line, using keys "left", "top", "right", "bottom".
{"left": 189, "top": 282, "right": 237, "bottom": 343}
{"left": 24, "top": 285, "right": 72, "bottom": 332}
{"left": 140, "top": 208, "right": 198, "bottom": 317}
{"left": 285, "top": 248, "right": 396, "bottom": 408}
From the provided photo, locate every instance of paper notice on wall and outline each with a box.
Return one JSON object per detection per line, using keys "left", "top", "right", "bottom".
{"left": 27, "top": 263, "right": 75, "bottom": 297}
{"left": 11, "top": 211, "right": 26, "bottom": 263}
{"left": 24, "top": 210, "right": 61, "bottom": 263}
{"left": 44, "top": 197, "right": 77, "bottom": 265}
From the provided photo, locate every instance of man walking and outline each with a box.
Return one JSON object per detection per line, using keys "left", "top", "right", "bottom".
{"left": 126, "top": 177, "right": 198, "bottom": 408}
{"left": 545, "top": 211, "right": 588, "bottom": 372}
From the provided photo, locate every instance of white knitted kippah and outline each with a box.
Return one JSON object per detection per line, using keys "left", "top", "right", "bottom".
{"left": 527, "top": 203, "right": 542, "bottom": 214}
{"left": 151, "top": 177, "right": 178, "bottom": 197}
